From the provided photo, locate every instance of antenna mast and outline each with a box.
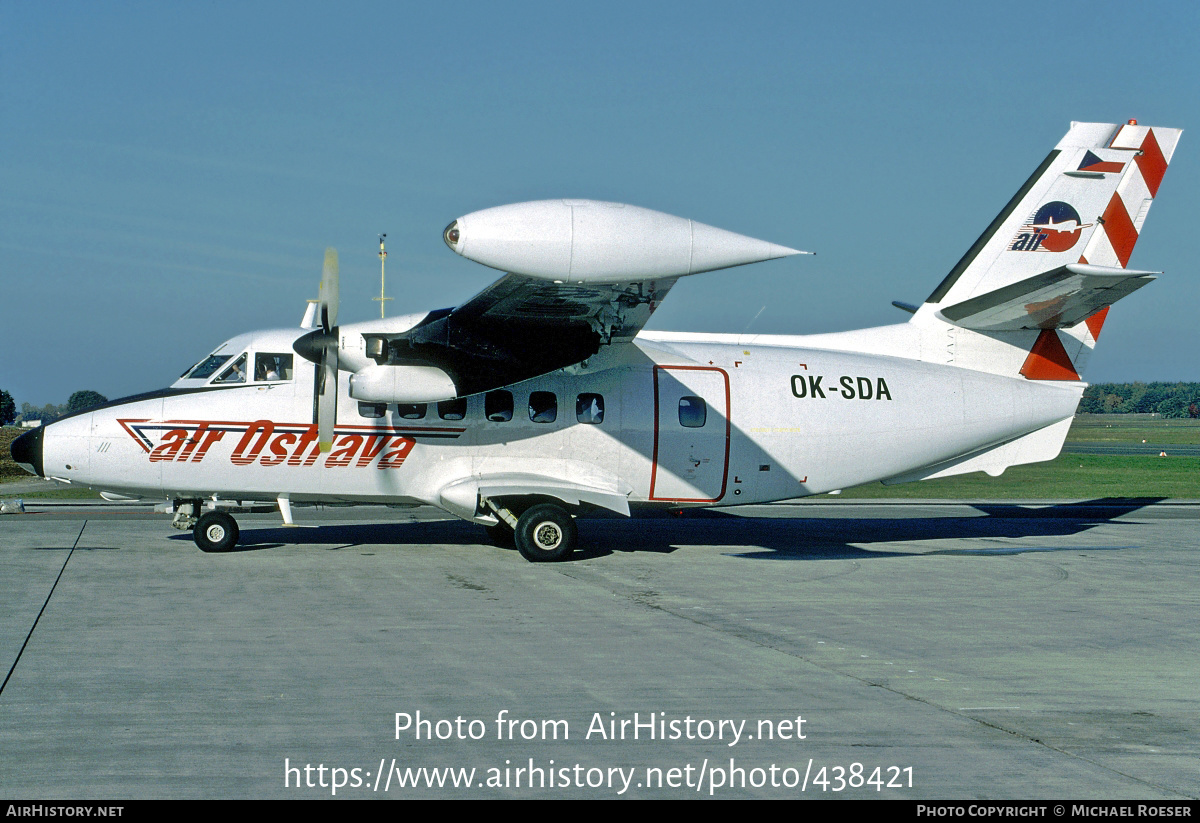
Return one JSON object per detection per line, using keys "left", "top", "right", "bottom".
{"left": 372, "top": 233, "right": 393, "bottom": 319}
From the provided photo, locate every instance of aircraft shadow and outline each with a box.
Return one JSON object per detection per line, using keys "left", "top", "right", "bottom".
{"left": 169, "top": 519, "right": 488, "bottom": 553}
{"left": 168, "top": 497, "right": 1163, "bottom": 560}
{"left": 651, "top": 497, "right": 1162, "bottom": 561}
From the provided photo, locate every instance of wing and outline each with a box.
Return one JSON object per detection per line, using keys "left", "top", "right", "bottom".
{"left": 350, "top": 200, "right": 803, "bottom": 400}
{"left": 379, "top": 272, "right": 678, "bottom": 396}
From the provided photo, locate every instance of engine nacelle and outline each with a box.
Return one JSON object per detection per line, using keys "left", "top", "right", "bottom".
{"left": 348, "top": 364, "right": 458, "bottom": 404}
{"left": 444, "top": 199, "right": 801, "bottom": 283}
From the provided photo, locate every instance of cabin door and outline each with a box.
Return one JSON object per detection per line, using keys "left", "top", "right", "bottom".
{"left": 650, "top": 366, "right": 729, "bottom": 502}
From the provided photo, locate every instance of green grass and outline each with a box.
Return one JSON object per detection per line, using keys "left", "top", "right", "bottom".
{"left": 836, "top": 453, "right": 1199, "bottom": 499}
{"left": 0, "top": 428, "right": 28, "bottom": 480}
{"left": 1066, "top": 414, "right": 1200, "bottom": 445}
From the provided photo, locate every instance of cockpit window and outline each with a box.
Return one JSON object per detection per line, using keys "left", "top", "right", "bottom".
{"left": 212, "top": 353, "right": 248, "bottom": 385}
{"left": 183, "top": 354, "right": 231, "bottom": 380}
{"left": 255, "top": 353, "right": 293, "bottom": 381}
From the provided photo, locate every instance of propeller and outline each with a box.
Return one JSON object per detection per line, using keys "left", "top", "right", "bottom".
{"left": 293, "top": 248, "right": 340, "bottom": 452}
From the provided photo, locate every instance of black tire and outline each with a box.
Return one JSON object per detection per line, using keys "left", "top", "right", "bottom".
{"left": 514, "top": 504, "right": 577, "bottom": 562}
{"left": 194, "top": 511, "right": 239, "bottom": 553}
{"left": 484, "top": 521, "right": 515, "bottom": 548}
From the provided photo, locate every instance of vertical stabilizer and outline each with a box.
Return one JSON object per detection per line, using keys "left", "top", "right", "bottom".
{"left": 921, "top": 121, "right": 1181, "bottom": 311}
{"left": 915, "top": 121, "right": 1181, "bottom": 380}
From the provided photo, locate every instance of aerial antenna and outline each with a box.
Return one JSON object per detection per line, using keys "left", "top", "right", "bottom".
{"left": 372, "top": 233, "right": 393, "bottom": 319}
{"left": 742, "top": 304, "right": 767, "bottom": 334}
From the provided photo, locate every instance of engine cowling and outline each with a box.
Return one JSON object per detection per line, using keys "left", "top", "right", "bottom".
{"left": 348, "top": 364, "right": 458, "bottom": 404}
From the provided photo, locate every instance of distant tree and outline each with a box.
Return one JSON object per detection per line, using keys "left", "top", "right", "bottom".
{"left": 20, "top": 402, "right": 46, "bottom": 422}
{"left": 66, "top": 390, "right": 108, "bottom": 414}
{"left": 19, "top": 402, "right": 64, "bottom": 423}
{"left": 0, "top": 390, "right": 14, "bottom": 426}
{"left": 1126, "top": 381, "right": 1149, "bottom": 412}
{"left": 1156, "top": 394, "right": 1189, "bottom": 419}
{"left": 1078, "top": 385, "right": 1103, "bottom": 414}
{"left": 1138, "top": 384, "right": 1172, "bottom": 413}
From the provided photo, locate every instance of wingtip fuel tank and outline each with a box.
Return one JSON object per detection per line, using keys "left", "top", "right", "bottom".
{"left": 444, "top": 199, "right": 805, "bottom": 283}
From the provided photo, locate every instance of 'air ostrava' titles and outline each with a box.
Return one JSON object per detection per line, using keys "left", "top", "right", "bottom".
{"left": 126, "top": 420, "right": 419, "bottom": 469}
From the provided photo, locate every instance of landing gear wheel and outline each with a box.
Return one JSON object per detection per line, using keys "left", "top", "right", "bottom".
{"left": 193, "top": 511, "right": 239, "bottom": 553}
{"left": 514, "top": 504, "right": 577, "bottom": 563}
{"left": 484, "top": 522, "right": 515, "bottom": 548}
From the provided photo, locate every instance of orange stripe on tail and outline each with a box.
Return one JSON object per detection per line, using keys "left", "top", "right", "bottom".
{"left": 1020, "top": 329, "right": 1081, "bottom": 380}
{"left": 1084, "top": 306, "right": 1109, "bottom": 341}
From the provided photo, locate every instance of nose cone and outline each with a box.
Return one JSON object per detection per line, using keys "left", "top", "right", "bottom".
{"left": 10, "top": 426, "right": 44, "bottom": 478}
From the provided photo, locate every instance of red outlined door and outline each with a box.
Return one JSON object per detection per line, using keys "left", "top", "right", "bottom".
{"left": 650, "top": 365, "right": 730, "bottom": 502}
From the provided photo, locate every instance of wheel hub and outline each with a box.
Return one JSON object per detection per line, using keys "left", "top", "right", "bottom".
{"left": 534, "top": 522, "right": 562, "bottom": 550}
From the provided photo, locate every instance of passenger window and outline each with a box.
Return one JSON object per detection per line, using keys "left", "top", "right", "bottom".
{"left": 678, "top": 396, "right": 706, "bottom": 428}
{"left": 358, "top": 402, "right": 386, "bottom": 419}
{"left": 397, "top": 404, "right": 427, "bottom": 420}
{"left": 529, "top": 391, "right": 557, "bottom": 423}
{"left": 576, "top": 393, "right": 604, "bottom": 424}
{"left": 485, "top": 390, "right": 513, "bottom": 422}
{"left": 438, "top": 398, "right": 467, "bottom": 420}
{"left": 213, "top": 353, "right": 248, "bottom": 385}
{"left": 255, "top": 353, "right": 293, "bottom": 381}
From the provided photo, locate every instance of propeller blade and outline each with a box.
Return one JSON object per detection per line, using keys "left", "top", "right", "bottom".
{"left": 317, "top": 348, "right": 338, "bottom": 452}
{"left": 319, "top": 247, "right": 339, "bottom": 332}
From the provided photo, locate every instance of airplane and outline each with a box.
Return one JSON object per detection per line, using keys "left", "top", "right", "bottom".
{"left": 10, "top": 120, "right": 1182, "bottom": 562}
{"left": 1029, "top": 217, "right": 1093, "bottom": 234}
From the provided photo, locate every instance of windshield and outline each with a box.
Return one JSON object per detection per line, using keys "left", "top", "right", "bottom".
{"left": 182, "top": 354, "right": 231, "bottom": 380}
{"left": 213, "top": 353, "right": 248, "bottom": 385}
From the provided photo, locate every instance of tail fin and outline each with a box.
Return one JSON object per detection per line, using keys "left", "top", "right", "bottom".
{"left": 915, "top": 120, "right": 1181, "bottom": 378}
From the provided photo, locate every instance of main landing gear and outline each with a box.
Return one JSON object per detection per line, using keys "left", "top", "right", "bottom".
{"left": 484, "top": 500, "right": 578, "bottom": 562}
{"left": 515, "top": 504, "right": 578, "bottom": 562}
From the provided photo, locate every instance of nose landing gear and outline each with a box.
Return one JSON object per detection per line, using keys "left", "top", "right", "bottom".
{"left": 193, "top": 510, "right": 240, "bottom": 553}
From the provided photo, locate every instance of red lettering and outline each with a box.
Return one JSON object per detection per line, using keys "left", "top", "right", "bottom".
{"left": 325, "top": 435, "right": 364, "bottom": 468}
{"left": 378, "top": 438, "right": 415, "bottom": 469}
{"left": 288, "top": 425, "right": 321, "bottom": 467}
{"left": 149, "top": 429, "right": 188, "bottom": 462}
{"left": 191, "top": 427, "right": 226, "bottom": 462}
{"left": 177, "top": 423, "right": 210, "bottom": 461}
{"left": 260, "top": 432, "right": 296, "bottom": 466}
{"left": 231, "top": 420, "right": 274, "bottom": 466}
{"left": 355, "top": 435, "right": 394, "bottom": 467}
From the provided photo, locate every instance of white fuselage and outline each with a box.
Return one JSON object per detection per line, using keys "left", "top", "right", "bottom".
{"left": 41, "top": 324, "right": 1082, "bottom": 520}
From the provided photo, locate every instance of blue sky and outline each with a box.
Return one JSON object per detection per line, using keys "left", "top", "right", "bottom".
{"left": 2, "top": 1, "right": 1197, "bottom": 405}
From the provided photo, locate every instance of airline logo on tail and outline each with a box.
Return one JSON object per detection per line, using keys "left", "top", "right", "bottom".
{"left": 1008, "top": 202, "right": 1092, "bottom": 253}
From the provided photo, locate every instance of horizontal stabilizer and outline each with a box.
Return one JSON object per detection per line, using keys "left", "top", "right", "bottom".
{"left": 937, "top": 263, "right": 1156, "bottom": 331}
